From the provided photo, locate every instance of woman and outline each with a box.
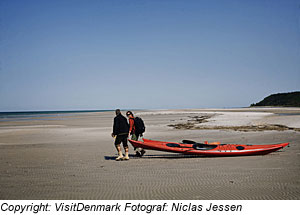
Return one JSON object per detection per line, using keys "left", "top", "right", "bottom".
{"left": 126, "top": 111, "right": 146, "bottom": 157}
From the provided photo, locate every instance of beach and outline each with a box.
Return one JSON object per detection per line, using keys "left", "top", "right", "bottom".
{"left": 0, "top": 108, "right": 299, "bottom": 200}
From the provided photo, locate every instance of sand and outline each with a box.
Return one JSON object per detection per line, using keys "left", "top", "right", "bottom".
{"left": 0, "top": 108, "right": 299, "bottom": 199}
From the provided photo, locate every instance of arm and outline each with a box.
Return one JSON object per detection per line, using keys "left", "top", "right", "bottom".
{"left": 129, "top": 118, "right": 134, "bottom": 135}
{"left": 112, "top": 117, "right": 119, "bottom": 136}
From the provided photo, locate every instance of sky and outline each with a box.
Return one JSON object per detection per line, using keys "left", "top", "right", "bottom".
{"left": 0, "top": 0, "right": 299, "bottom": 111}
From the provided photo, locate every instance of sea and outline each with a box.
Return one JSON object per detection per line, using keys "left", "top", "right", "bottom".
{"left": 0, "top": 110, "right": 113, "bottom": 122}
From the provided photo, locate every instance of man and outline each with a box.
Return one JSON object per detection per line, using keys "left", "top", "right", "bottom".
{"left": 111, "top": 109, "right": 129, "bottom": 161}
{"left": 126, "top": 111, "right": 146, "bottom": 157}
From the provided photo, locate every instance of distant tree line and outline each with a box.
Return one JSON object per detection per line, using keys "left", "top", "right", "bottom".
{"left": 251, "top": 91, "right": 300, "bottom": 107}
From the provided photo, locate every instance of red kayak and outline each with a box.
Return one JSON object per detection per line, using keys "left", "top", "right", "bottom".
{"left": 129, "top": 138, "right": 289, "bottom": 156}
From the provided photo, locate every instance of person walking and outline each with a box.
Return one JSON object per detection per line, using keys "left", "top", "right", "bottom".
{"left": 111, "top": 109, "right": 130, "bottom": 161}
{"left": 126, "top": 111, "right": 146, "bottom": 157}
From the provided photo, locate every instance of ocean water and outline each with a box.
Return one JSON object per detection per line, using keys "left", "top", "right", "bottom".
{"left": 277, "top": 113, "right": 300, "bottom": 116}
{"left": 0, "top": 110, "right": 113, "bottom": 122}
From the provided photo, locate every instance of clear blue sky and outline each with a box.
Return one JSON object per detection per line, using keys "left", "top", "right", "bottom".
{"left": 0, "top": 0, "right": 299, "bottom": 111}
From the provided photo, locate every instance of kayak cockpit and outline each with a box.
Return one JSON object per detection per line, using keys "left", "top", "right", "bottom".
{"left": 192, "top": 143, "right": 218, "bottom": 150}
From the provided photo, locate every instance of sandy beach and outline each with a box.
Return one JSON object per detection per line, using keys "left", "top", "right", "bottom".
{"left": 0, "top": 108, "right": 299, "bottom": 200}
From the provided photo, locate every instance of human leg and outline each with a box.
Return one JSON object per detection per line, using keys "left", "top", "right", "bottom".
{"left": 130, "top": 133, "right": 141, "bottom": 156}
{"left": 121, "top": 135, "right": 130, "bottom": 160}
{"left": 114, "top": 136, "right": 124, "bottom": 161}
{"left": 131, "top": 133, "right": 142, "bottom": 156}
{"left": 134, "top": 133, "right": 146, "bottom": 157}
{"left": 123, "top": 146, "right": 129, "bottom": 160}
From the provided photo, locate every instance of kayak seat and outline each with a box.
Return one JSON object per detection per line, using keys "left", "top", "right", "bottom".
{"left": 193, "top": 143, "right": 218, "bottom": 150}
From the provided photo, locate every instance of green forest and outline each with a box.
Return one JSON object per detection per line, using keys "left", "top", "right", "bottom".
{"left": 251, "top": 92, "right": 300, "bottom": 107}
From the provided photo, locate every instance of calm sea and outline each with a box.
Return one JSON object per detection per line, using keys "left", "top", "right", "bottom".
{"left": 0, "top": 110, "right": 113, "bottom": 122}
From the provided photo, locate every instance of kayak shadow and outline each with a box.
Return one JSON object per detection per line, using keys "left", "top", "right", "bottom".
{"left": 142, "top": 154, "right": 205, "bottom": 159}
{"left": 104, "top": 154, "right": 205, "bottom": 160}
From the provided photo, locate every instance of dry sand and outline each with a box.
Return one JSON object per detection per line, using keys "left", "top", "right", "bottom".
{"left": 0, "top": 108, "right": 299, "bottom": 199}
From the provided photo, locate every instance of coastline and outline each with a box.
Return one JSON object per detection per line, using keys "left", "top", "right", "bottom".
{"left": 0, "top": 107, "right": 299, "bottom": 199}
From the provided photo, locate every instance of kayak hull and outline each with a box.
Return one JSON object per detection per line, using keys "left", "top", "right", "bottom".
{"left": 128, "top": 138, "right": 289, "bottom": 157}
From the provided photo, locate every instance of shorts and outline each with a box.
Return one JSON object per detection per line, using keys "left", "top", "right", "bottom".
{"left": 114, "top": 134, "right": 128, "bottom": 148}
{"left": 131, "top": 133, "right": 140, "bottom": 141}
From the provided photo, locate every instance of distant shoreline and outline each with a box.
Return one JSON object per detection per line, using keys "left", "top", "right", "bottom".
{"left": 1, "top": 107, "right": 300, "bottom": 124}
{"left": 0, "top": 110, "right": 115, "bottom": 122}
{"left": 0, "top": 110, "right": 114, "bottom": 115}
{"left": 2, "top": 106, "right": 300, "bottom": 115}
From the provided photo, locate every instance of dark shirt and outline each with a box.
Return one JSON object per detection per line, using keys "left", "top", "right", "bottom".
{"left": 113, "top": 114, "right": 129, "bottom": 136}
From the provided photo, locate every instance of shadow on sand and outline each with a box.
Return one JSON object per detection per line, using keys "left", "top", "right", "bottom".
{"left": 104, "top": 154, "right": 207, "bottom": 160}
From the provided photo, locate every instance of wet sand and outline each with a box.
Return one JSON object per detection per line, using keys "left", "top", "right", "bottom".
{"left": 0, "top": 108, "right": 299, "bottom": 199}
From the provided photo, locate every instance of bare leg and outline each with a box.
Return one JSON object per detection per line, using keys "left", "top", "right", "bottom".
{"left": 123, "top": 146, "right": 129, "bottom": 160}
{"left": 115, "top": 144, "right": 121, "bottom": 153}
{"left": 115, "top": 144, "right": 123, "bottom": 161}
